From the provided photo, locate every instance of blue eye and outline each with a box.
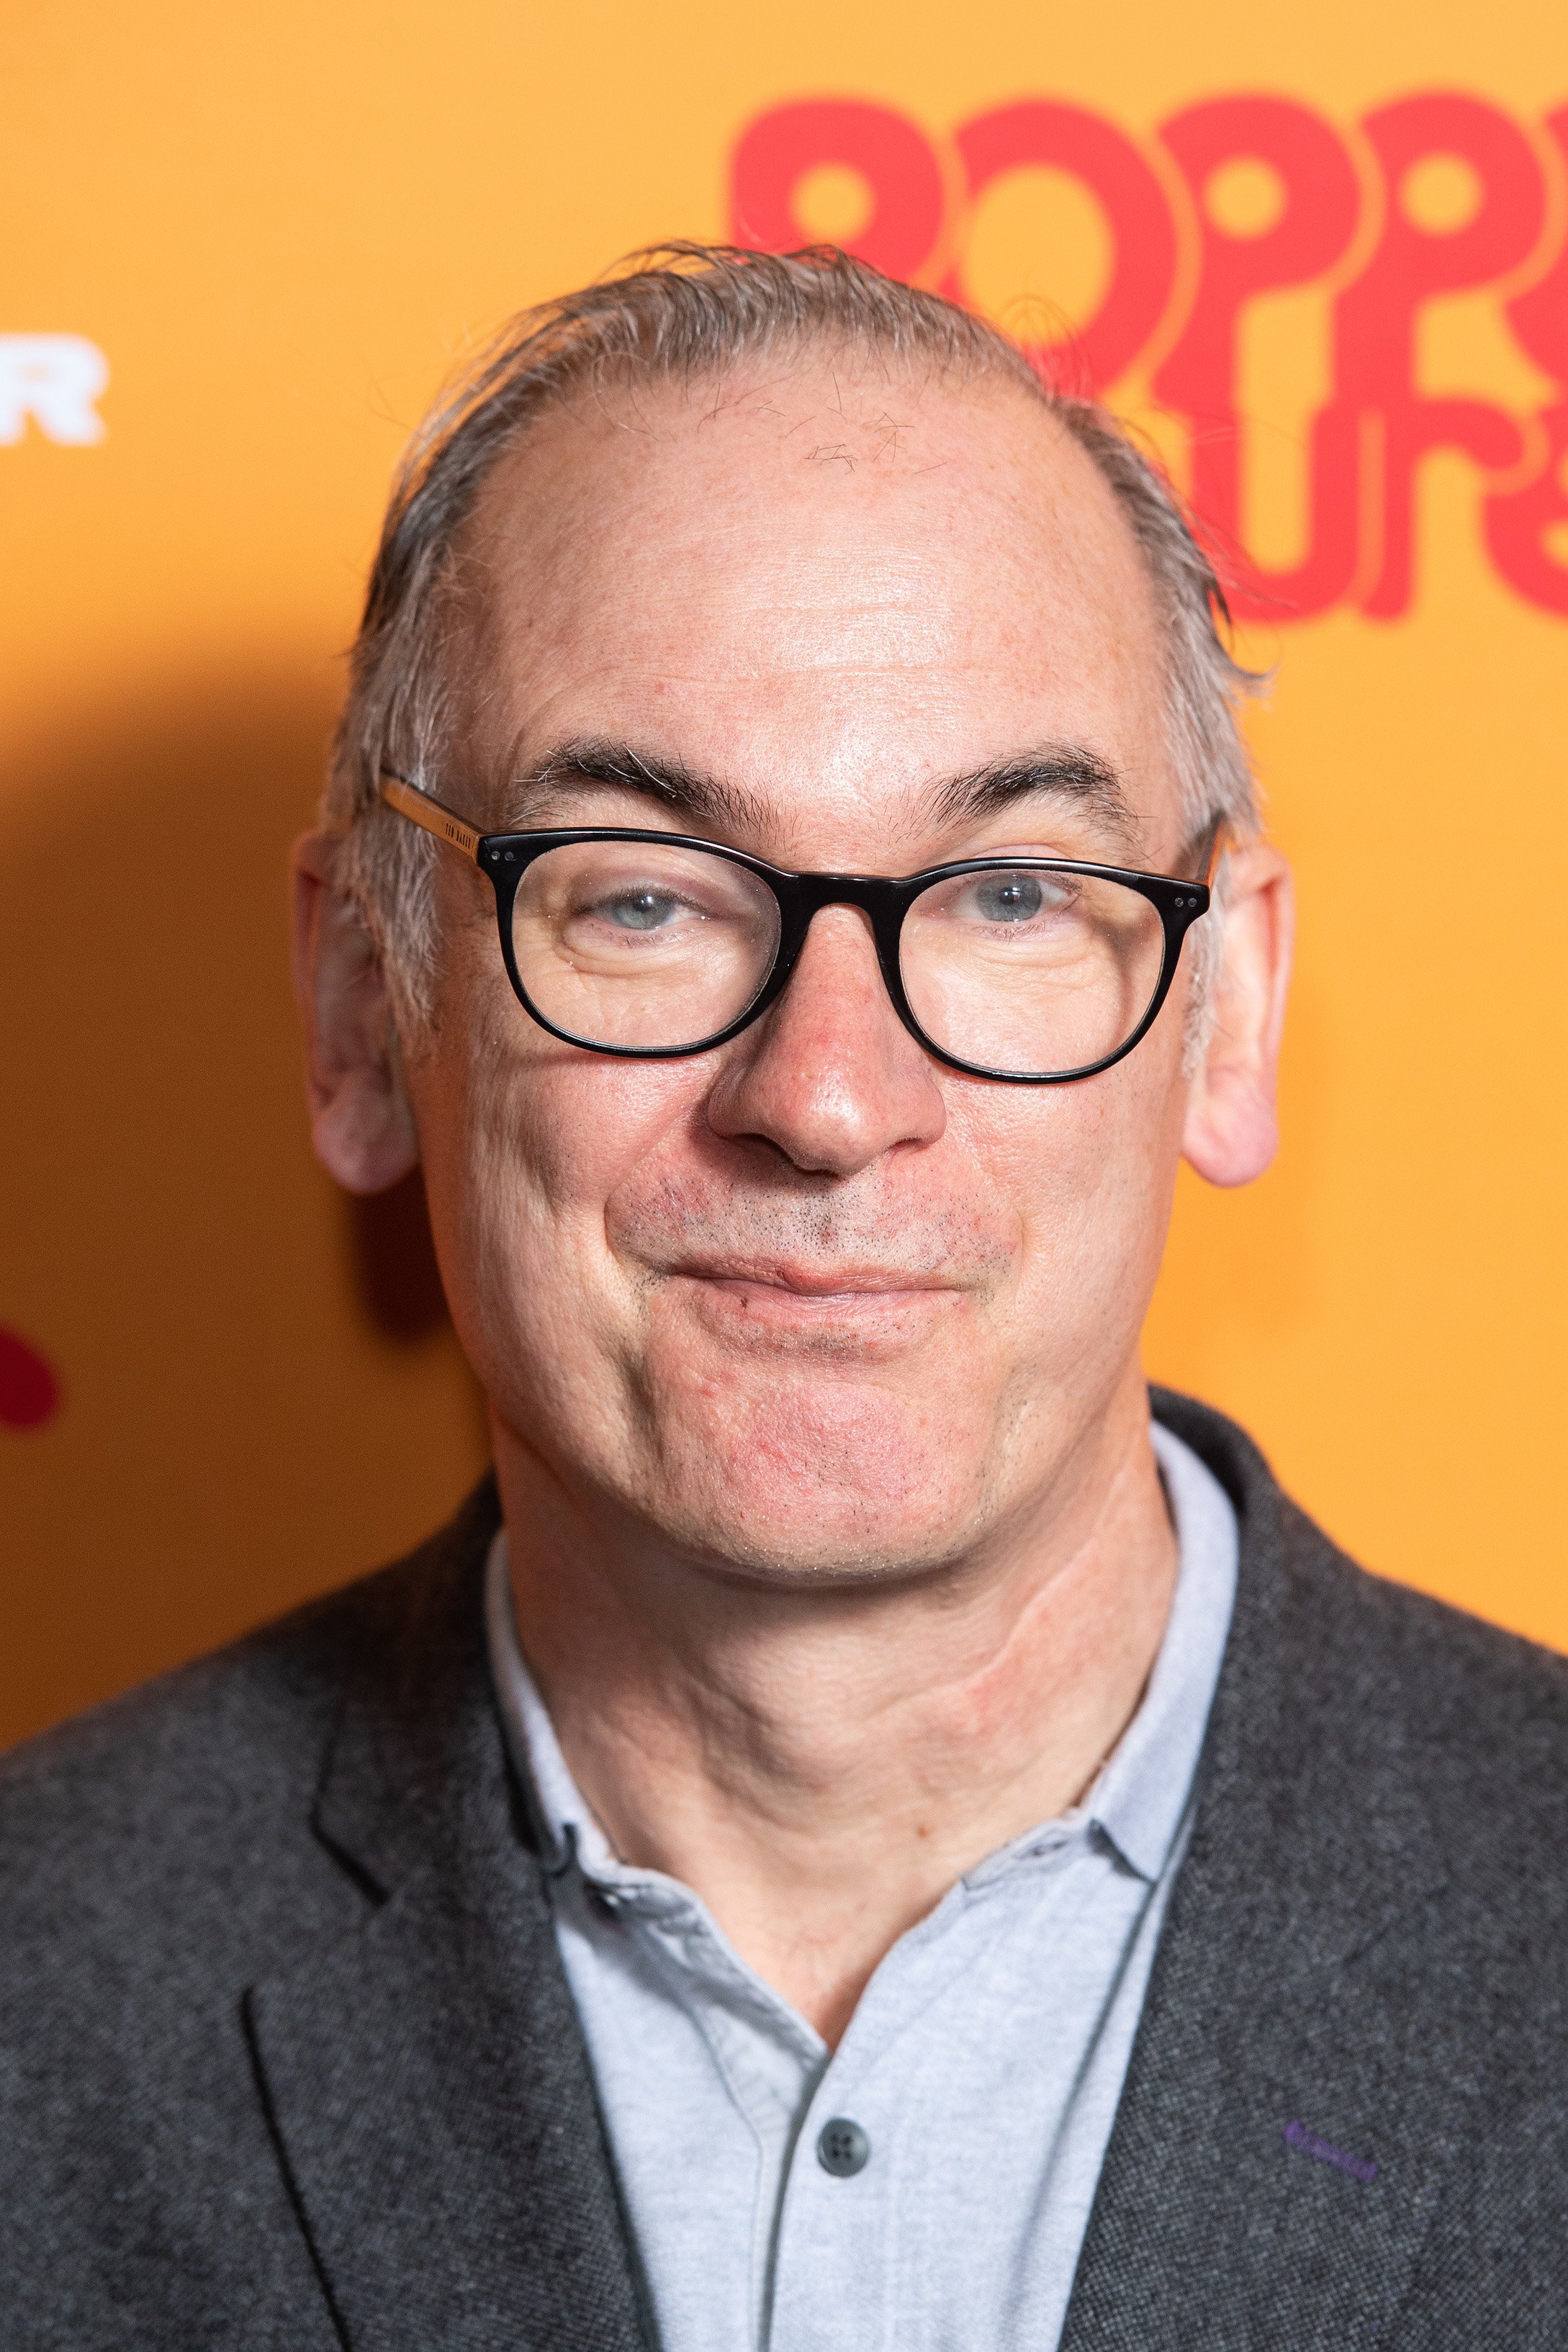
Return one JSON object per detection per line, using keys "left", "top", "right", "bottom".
{"left": 973, "top": 875, "right": 1045, "bottom": 923}
{"left": 605, "top": 889, "right": 680, "bottom": 930}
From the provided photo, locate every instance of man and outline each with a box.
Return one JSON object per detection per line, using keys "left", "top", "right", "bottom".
{"left": 3, "top": 245, "right": 1566, "bottom": 2350}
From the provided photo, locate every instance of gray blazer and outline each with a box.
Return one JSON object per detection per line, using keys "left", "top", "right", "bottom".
{"left": 4, "top": 1390, "right": 1567, "bottom": 2348}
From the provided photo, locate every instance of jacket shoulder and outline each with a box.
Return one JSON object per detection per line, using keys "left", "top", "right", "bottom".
{"left": 1277, "top": 1486, "right": 1568, "bottom": 1831}
{"left": 0, "top": 1475, "right": 500, "bottom": 1966}
{"left": 1155, "top": 1384, "right": 1568, "bottom": 1854}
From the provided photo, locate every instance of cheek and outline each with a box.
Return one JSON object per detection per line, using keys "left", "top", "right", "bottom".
{"left": 953, "top": 1042, "right": 1187, "bottom": 1339}
{"left": 407, "top": 960, "right": 711, "bottom": 1378}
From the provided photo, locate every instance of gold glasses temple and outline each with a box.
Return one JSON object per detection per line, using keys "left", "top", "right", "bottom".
{"left": 379, "top": 771, "right": 484, "bottom": 860}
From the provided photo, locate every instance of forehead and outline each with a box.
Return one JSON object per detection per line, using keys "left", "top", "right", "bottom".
{"left": 451, "top": 354, "right": 1174, "bottom": 842}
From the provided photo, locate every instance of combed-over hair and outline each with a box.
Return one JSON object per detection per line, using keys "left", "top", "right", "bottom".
{"left": 324, "top": 242, "right": 1261, "bottom": 1024}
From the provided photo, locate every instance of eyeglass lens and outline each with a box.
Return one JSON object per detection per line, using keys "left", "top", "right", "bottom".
{"left": 507, "top": 840, "right": 1168, "bottom": 1076}
{"left": 899, "top": 865, "right": 1166, "bottom": 1077}
{"left": 510, "top": 840, "right": 782, "bottom": 1051}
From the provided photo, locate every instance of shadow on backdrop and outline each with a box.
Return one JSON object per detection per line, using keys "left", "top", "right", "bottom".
{"left": 350, "top": 1170, "right": 450, "bottom": 1343}
{"left": 0, "top": 667, "right": 486, "bottom": 1749}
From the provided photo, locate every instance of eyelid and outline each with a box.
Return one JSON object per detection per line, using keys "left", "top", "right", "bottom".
{"left": 510, "top": 790, "right": 698, "bottom": 834}
{"left": 952, "top": 842, "right": 1086, "bottom": 864}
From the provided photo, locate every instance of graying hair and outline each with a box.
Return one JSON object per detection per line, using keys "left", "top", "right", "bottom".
{"left": 324, "top": 243, "right": 1262, "bottom": 1028}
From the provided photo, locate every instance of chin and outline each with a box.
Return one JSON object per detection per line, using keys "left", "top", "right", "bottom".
{"left": 664, "top": 1495, "right": 981, "bottom": 1587}
{"left": 636, "top": 1373, "right": 996, "bottom": 1584}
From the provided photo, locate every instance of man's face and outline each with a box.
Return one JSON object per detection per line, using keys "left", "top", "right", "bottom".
{"left": 405, "top": 358, "right": 1204, "bottom": 1582}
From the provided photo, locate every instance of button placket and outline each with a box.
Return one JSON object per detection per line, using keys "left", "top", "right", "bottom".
{"left": 767, "top": 2069, "right": 894, "bottom": 2352}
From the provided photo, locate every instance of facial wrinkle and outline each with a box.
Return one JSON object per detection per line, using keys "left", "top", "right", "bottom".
{"left": 610, "top": 1159, "right": 1017, "bottom": 1291}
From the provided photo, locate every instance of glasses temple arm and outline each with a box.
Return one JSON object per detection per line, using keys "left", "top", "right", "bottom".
{"left": 378, "top": 770, "right": 485, "bottom": 861}
{"left": 1181, "top": 812, "right": 1227, "bottom": 886}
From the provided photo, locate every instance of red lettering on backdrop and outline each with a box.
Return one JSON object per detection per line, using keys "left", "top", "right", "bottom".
{"left": 1485, "top": 104, "right": 1568, "bottom": 615}
{"left": 1338, "top": 94, "right": 1546, "bottom": 618}
{"left": 941, "top": 104, "right": 1177, "bottom": 392}
{"left": 726, "top": 91, "right": 1568, "bottom": 623}
{"left": 730, "top": 101, "right": 946, "bottom": 281}
{"left": 1155, "top": 96, "right": 1363, "bottom": 619}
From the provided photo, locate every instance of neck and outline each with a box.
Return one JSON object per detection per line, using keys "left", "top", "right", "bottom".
{"left": 497, "top": 1368, "right": 1177, "bottom": 2045}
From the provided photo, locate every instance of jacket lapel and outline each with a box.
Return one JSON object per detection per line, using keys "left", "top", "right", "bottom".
{"left": 248, "top": 1409, "right": 1479, "bottom": 2350}
{"left": 245, "top": 1486, "right": 652, "bottom": 2352}
{"left": 1060, "top": 1394, "right": 1472, "bottom": 2352}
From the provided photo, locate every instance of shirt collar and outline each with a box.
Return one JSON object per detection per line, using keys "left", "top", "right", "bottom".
{"left": 1083, "top": 1422, "right": 1239, "bottom": 1883}
{"left": 485, "top": 1420, "right": 1238, "bottom": 1897}
{"left": 483, "top": 1551, "right": 621, "bottom": 1882}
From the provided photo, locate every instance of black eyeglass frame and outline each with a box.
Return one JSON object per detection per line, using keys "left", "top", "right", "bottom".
{"left": 379, "top": 772, "right": 1213, "bottom": 1086}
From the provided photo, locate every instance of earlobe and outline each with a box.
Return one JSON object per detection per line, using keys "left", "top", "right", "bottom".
{"left": 291, "top": 832, "right": 422, "bottom": 1196}
{"left": 1180, "top": 844, "right": 1294, "bottom": 1190}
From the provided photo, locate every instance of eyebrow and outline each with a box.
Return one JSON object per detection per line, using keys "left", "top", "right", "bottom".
{"left": 503, "top": 737, "right": 1139, "bottom": 851}
{"left": 504, "top": 741, "right": 770, "bottom": 835}
{"left": 924, "top": 752, "right": 1140, "bottom": 848}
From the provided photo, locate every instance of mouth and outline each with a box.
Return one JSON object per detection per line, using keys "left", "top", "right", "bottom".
{"left": 667, "top": 1255, "right": 959, "bottom": 1295}
{"left": 658, "top": 1258, "right": 970, "bottom": 1343}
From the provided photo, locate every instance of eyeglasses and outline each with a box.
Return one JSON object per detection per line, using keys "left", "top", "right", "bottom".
{"left": 379, "top": 773, "right": 1212, "bottom": 1085}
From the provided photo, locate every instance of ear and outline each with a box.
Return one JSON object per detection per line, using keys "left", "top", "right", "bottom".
{"left": 1181, "top": 842, "right": 1294, "bottom": 1188}
{"left": 290, "top": 830, "right": 421, "bottom": 1195}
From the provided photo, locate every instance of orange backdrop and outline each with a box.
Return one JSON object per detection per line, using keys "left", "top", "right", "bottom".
{"left": 4, "top": 0, "right": 1566, "bottom": 1747}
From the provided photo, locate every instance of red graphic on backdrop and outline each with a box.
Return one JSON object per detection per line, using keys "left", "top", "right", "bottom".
{"left": 0, "top": 1328, "right": 60, "bottom": 1432}
{"left": 730, "top": 91, "right": 1568, "bottom": 622}
{"left": 1155, "top": 95, "right": 1364, "bottom": 619}
{"left": 940, "top": 103, "right": 1178, "bottom": 390}
{"left": 1488, "top": 103, "right": 1568, "bottom": 614}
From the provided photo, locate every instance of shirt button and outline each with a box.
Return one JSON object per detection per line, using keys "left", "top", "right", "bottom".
{"left": 816, "top": 2117, "right": 871, "bottom": 2178}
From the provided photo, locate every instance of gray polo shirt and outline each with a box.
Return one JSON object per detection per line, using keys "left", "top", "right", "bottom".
{"left": 486, "top": 1422, "right": 1238, "bottom": 2352}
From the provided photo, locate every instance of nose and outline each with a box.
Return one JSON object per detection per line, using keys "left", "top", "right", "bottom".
{"left": 704, "top": 906, "right": 947, "bottom": 1178}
